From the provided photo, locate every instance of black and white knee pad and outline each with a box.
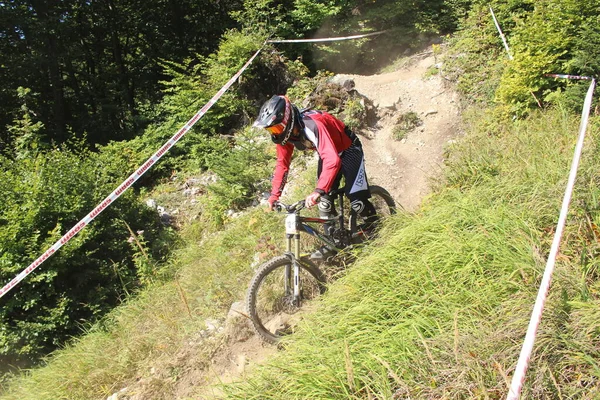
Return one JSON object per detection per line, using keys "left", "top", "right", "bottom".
{"left": 318, "top": 197, "right": 334, "bottom": 214}
{"left": 351, "top": 199, "right": 365, "bottom": 215}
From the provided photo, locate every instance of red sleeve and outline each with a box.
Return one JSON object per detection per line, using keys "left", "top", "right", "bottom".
{"left": 315, "top": 132, "right": 342, "bottom": 193}
{"left": 270, "top": 142, "right": 294, "bottom": 200}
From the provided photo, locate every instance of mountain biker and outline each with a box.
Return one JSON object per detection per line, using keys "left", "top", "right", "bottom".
{"left": 253, "top": 94, "right": 377, "bottom": 259}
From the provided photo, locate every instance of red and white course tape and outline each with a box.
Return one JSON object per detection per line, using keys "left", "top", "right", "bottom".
{"left": 506, "top": 78, "right": 597, "bottom": 399}
{"left": 545, "top": 73, "right": 594, "bottom": 81}
{"left": 0, "top": 46, "right": 264, "bottom": 299}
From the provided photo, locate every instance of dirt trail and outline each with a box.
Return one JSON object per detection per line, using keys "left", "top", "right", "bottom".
{"left": 349, "top": 51, "right": 462, "bottom": 211}
{"left": 192, "top": 52, "right": 462, "bottom": 397}
{"left": 113, "top": 51, "right": 463, "bottom": 400}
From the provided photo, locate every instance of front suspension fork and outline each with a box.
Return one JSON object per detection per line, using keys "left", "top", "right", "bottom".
{"left": 285, "top": 233, "right": 302, "bottom": 307}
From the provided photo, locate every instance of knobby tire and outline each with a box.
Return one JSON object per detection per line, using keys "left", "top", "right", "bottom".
{"left": 246, "top": 255, "right": 326, "bottom": 343}
{"left": 369, "top": 185, "right": 397, "bottom": 216}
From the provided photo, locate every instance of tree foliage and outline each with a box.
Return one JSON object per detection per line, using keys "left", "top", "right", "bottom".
{"left": 230, "top": 0, "right": 471, "bottom": 74}
{"left": 0, "top": 145, "right": 172, "bottom": 363}
{"left": 0, "top": 0, "right": 244, "bottom": 148}
{"left": 445, "top": 0, "right": 600, "bottom": 113}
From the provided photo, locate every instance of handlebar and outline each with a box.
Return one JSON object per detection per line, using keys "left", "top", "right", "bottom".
{"left": 271, "top": 188, "right": 344, "bottom": 213}
{"left": 274, "top": 200, "right": 306, "bottom": 213}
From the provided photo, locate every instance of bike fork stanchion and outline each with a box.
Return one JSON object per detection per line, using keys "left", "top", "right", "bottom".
{"left": 284, "top": 234, "right": 293, "bottom": 295}
{"left": 293, "top": 233, "right": 301, "bottom": 306}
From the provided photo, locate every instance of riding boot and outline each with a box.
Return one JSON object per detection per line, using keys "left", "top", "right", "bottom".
{"left": 354, "top": 199, "right": 378, "bottom": 233}
{"left": 318, "top": 195, "right": 338, "bottom": 237}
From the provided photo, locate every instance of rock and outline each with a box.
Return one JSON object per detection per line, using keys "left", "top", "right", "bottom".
{"left": 224, "top": 301, "right": 254, "bottom": 342}
{"left": 226, "top": 302, "right": 247, "bottom": 325}
{"left": 328, "top": 75, "right": 355, "bottom": 90}
{"left": 184, "top": 178, "right": 202, "bottom": 187}
{"left": 160, "top": 213, "right": 171, "bottom": 225}
{"left": 205, "top": 319, "right": 220, "bottom": 333}
{"left": 146, "top": 199, "right": 157, "bottom": 209}
{"left": 107, "top": 387, "right": 128, "bottom": 400}
{"left": 236, "top": 355, "right": 247, "bottom": 374}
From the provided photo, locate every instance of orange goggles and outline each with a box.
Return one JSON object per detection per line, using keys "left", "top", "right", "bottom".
{"left": 266, "top": 122, "right": 286, "bottom": 135}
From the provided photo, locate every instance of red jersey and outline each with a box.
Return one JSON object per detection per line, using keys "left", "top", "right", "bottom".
{"left": 270, "top": 110, "right": 353, "bottom": 200}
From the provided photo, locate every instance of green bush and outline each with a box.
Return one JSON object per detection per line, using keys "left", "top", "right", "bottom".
{"left": 205, "top": 127, "right": 272, "bottom": 217}
{"left": 392, "top": 112, "right": 422, "bottom": 140}
{"left": 492, "top": 0, "right": 600, "bottom": 114}
{"left": 341, "top": 97, "right": 367, "bottom": 130}
{"left": 0, "top": 145, "right": 171, "bottom": 363}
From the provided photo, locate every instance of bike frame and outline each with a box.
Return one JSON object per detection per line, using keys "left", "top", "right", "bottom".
{"left": 279, "top": 190, "right": 355, "bottom": 307}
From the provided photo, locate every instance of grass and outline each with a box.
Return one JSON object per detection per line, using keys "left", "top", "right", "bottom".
{"left": 221, "top": 107, "right": 600, "bottom": 398}
{"left": 0, "top": 150, "right": 320, "bottom": 400}
{"left": 0, "top": 204, "right": 286, "bottom": 399}
{"left": 4, "top": 103, "right": 600, "bottom": 400}
{"left": 392, "top": 111, "right": 422, "bottom": 141}
{"left": 3, "top": 59, "right": 600, "bottom": 400}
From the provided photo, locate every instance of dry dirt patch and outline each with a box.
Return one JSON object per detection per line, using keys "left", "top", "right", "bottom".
{"left": 347, "top": 52, "right": 463, "bottom": 211}
{"left": 110, "top": 51, "right": 463, "bottom": 400}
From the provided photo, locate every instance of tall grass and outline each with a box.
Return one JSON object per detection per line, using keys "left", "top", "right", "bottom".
{"left": 3, "top": 104, "right": 599, "bottom": 398}
{"left": 0, "top": 207, "right": 284, "bottom": 399}
{"left": 223, "top": 108, "right": 600, "bottom": 398}
{"left": 0, "top": 151, "right": 318, "bottom": 399}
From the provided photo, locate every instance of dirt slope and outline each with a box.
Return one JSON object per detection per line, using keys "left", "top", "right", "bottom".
{"left": 110, "top": 50, "right": 463, "bottom": 400}
{"left": 352, "top": 52, "right": 462, "bottom": 211}
{"left": 189, "top": 51, "right": 463, "bottom": 398}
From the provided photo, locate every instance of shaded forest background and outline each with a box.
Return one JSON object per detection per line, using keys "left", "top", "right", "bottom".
{"left": 0, "top": 0, "right": 465, "bottom": 149}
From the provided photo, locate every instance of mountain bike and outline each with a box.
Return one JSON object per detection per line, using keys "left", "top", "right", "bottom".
{"left": 246, "top": 185, "right": 396, "bottom": 343}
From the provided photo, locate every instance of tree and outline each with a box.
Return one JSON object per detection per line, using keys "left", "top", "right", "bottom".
{"left": 0, "top": 0, "right": 244, "bottom": 148}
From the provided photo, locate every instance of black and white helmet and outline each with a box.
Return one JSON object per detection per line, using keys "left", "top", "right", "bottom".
{"left": 253, "top": 95, "right": 296, "bottom": 145}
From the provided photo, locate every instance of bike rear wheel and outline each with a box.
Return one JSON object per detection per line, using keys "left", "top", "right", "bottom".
{"left": 246, "top": 255, "right": 326, "bottom": 343}
{"left": 350, "top": 185, "right": 397, "bottom": 241}
{"left": 369, "top": 185, "right": 397, "bottom": 216}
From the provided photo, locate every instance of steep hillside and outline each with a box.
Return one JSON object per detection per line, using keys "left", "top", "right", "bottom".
{"left": 178, "top": 49, "right": 463, "bottom": 400}
{"left": 0, "top": 46, "right": 462, "bottom": 400}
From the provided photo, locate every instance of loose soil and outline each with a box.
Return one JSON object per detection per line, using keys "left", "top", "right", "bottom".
{"left": 194, "top": 51, "right": 462, "bottom": 398}
{"left": 354, "top": 52, "right": 462, "bottom": 211}
{"left": 113, "top": 50, "right": 463, "bottom": 400}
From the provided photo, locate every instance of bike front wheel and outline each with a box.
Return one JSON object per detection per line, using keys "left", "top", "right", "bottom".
{"left": 246, "top": 255, "right": 326, "bottom": 344}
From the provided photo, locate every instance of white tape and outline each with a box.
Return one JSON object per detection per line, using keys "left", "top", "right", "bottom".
{"left": 0, "top": 46, "right": 264, "bottom": 299}
{"left": 490, "top": 7, "right": 513, "bottom": 60}
{"left": 506, "top": 79, "right": 597, "bottom": 400}
{"left": 267, "top": 30, "right": 387, "bottom": 43}
{"left": 545, "top": 73, "right": 593, "bottom": 81}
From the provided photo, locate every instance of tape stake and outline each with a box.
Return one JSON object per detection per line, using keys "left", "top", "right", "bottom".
{"left": 490, "top": 7, "right": 513, "bottom": 60}
{"left": 267, "top": 30, "right": 387, "bottom": 43}
{"left": 506, "top": 78, "right": 597, "bottom": 400}
{"left": 0, "top": 46, "right": 264, "bottom": 299}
